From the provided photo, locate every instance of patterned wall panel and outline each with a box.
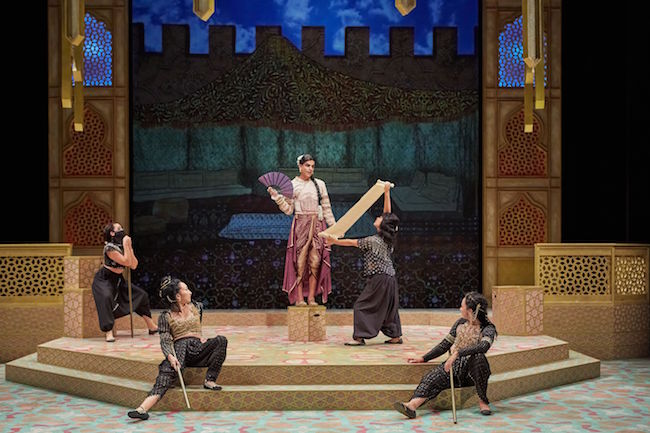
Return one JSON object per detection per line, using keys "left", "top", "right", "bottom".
{"left": 0, "top": 256, "right": 65, "bottom": 297}
{"left": 63, "top": 195, "right": 112, "bottom": 247}
{"left": 538, "top": 255, "right": 610, "bottom": 296}
{"left": 498, "top": 195, "right": 546, "bottom": 246}
{"left": 614, "top": 256, "right": 648, "bottom": 295}
{"left": 499, "top": 109, "right": 546, "bottom": 177}
{"left": 63, "top": 106, "right": 112, "bottom": 176}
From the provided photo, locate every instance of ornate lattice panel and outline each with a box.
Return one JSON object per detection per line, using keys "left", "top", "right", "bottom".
{"left": 498, "top": 196, "right": 546, "bottom": 246}
{"left": 83, "top": 13, "right": 113, "bottom": 87}
{"left": 64, "top": 196, "right": 112, "bottom": 246}
{"left": 538, "top": 255, "right": 610, "bottom": 296}
{"left": 615, "top": 256, "right": 648, "bottom": 295}
{"left": 64, "top": 106, "right": 111, "bottom": 176}
{"left": 0, "top": 256, "right": 65, "bottom": 297}
{"left": 498, "top": 15, "right": 547, "bottom": 88}
{"left": 499, "top": 109, "right": 546, "bottom": 176}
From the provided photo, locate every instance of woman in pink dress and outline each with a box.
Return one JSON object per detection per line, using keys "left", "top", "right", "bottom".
{"left": 267, "top": 154, "right": 336, "bottom": 306}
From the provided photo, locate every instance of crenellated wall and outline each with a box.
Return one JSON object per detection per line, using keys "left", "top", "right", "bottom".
{"left": 132, "top": 24, "right": 478, "bottom": 105}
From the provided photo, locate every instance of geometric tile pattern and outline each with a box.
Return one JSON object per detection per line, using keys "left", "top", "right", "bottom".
{"left": 539, "top": 255, "right": 610, "bottom": 296}
{"left": 498, "top": 195, "right": 546, "bottom": 246}
{"left": 0, "top": 302, "right": 63, "bottom": 363}
{"left": 544, "top": 303, "right": 650, "bottom": 360}
{"left": 499, "top": 109, "right": 546, "bottom": 177}
{"left": 492, "top": 286, "right": 543, "bottom": 336}
{"left": 63, "top": 195, "right": 112, "bottom": 247}
{"left": 288, "top": 306, "right": 327, "bottom": 341}
{"left": 33, "top": 326, "right": 571, "bottom": 386}
{"left": 615, "top": 256, "right": 648, "bottom": 295}
{"left": 0, "top": 256, "right": 65, "bottom": 297}
{"left": 6, "top": 349, "right": 600, "bottom": 412}
{"left": 63, "top": 257, "right": 103, "bottom": 338}
{"left": 4, "top": 359, "right": 648, "bottom": 433}
{"left": 525, "top": 289, "right": 544, "bottom": 335}
{"left": 64, "top": 106, "right": 111, "bottom": 176}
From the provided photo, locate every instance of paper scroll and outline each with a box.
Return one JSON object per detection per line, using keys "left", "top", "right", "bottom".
{"left": 318, "top": 180, "right": 393, "bottom": 240}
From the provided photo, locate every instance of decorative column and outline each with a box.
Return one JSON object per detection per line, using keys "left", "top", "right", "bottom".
{"left": 482, "top": 0, "right": 562, "bottom": 302}
{"left": 48, "top": 0, "right": 130, "bottom": 254}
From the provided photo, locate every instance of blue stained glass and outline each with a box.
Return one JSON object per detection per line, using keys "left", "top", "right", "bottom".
{"left": 498, "top": 16, "right": 547, "bottom": 88}
{"left": 83, "top": 13, "right": 113, "bottom": 87}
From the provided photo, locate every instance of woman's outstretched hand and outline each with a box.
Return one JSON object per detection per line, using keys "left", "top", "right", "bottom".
{"left": 407, "top": 356, "right": 425, "bottom": 363}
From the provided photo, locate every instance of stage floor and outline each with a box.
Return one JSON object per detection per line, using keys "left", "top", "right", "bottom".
{"left": 39, "top": 325, "right": 567, "bottom": 367}
{"left": 2, "top": 359, "right": 648, "bottom": 433}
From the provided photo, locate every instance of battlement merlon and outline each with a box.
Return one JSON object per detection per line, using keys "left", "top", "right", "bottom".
{"left": 132, "top": 24, "right": 475, "bottom": 59}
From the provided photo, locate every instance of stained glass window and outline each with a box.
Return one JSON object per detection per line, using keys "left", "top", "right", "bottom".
{"left": 498, "top": 16, "right": 547, "bottom": 88}
{"left": 83, "top": 13, "right": 112, "bottom": 86}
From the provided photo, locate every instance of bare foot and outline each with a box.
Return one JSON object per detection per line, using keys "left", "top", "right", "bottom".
{"left": 105, "top": 331, "right": 115, "bottom": 342}
{"left": 307, "top": 298, "right": 318, "bottom": 306}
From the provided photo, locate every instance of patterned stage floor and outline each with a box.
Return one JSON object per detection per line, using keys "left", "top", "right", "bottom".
{"left": 38, "top": 325, "right": 565, "bottom": 366}
{"left": 1, "top": 359, "right": 648, "bottom": 433}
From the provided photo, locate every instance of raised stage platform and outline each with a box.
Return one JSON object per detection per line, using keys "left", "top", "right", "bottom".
{"left": 6, "top": 311, "right": 600, "bottom": 412}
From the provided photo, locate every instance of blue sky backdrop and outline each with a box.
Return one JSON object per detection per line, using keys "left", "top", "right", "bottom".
{"left": 132, "top": 0, "right": 478, "bottom": 55}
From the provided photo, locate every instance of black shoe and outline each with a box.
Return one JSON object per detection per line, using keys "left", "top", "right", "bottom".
{"left": 128, "top": 409, "right": 149, "bottom": 420}
{"left": 480, "top": 409, "right": 492, "bottom": 416}
{"left": 393, "top": 401, "right": 416, "bottom": 419}
{"left": 203, "top": 382, "right": 222, "bottom": 391}
{"left": 148, "top": 328, "right": 159, "bottom": 335}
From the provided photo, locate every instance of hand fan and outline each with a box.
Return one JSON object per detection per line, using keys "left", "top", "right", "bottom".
{"left": 258, "top": 171, "right": 293, "bottom": 198}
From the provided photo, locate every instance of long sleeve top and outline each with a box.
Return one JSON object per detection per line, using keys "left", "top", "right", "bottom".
{"left": 158, "top": 301, "right": 204, "bottom": 359}
{"left": 422, "top": 318, "right": 496, "bottom": 362}
{"left": 273, "top": 177, "right": 336, "bottom": 227}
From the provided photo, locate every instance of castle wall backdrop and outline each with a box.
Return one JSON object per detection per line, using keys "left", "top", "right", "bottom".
{"left": 130, "top": 0, "right": 480, "bottom": 310}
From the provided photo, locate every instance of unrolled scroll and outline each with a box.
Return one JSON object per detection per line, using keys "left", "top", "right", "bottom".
{"left": 318, "top": 180, "right": 393, "bottom": 240}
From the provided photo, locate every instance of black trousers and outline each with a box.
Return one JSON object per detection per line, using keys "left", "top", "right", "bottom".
{"left": 413, "top": 353, "right": 491, "bottom": 404}
{"left": 149, "top": 336, "right": 228, "bottom": 398}
{"left": 91, "top": 266, "right": 152, "bottom": 332}
{"left": 353, "top": 274, "right": 402, "bottom": 340}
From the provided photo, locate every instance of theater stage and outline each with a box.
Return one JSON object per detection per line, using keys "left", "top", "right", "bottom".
{"left": 6, "top": 311, "right": 600, "bottom": 412}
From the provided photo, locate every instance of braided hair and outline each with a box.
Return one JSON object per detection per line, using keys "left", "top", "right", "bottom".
{"left": 297, "top": 154, "right": 322, "bottom": 206}
{"left": 464, "top": 291, "right": 497, "bottom": 337}
{"left": 159, "top": 276, "right": 182, "bottom": 312}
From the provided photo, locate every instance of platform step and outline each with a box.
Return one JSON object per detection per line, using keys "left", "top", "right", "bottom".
{"left": 6, "top": 351, "right": 599, "bottom": 411}
{"left": 33, "top": 327, "right": 571, "bottom": 386}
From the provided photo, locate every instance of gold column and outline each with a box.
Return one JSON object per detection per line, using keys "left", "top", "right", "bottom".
{"left": 522, "top": 0, "right": 544, "bottom": 132}
{"left": 62, "top": 0, "right": 85, "bottom": 130}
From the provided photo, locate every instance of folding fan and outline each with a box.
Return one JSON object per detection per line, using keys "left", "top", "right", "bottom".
{"left": 258, "top": 171, "right": 293, "bottom": 198}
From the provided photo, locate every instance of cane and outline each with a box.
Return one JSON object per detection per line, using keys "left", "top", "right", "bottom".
{"left": 449, "top": 350, "right": 457, "bottom": 424}
{"left": 126, "top": 267, "right": 134, "bottom": 338}
{"left": 171, "top": 345, "right": 191, "bottom": 409}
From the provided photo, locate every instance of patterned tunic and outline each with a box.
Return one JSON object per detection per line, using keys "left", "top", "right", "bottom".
{"left": 358, "top": 235, "right": 395, "bottom": 277}
{"left": 415, "top": 318, "right": 496, "bottom": 403}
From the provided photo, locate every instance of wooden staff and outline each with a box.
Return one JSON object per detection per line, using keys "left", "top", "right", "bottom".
{"left": 449, "top": 349, "right": 457, "bottom": 424}
{"left": 171, "top": 345, "right": 191, "bottom": 409}
{"left": 126, "top": 267, "right": 134, "bottom": 338}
